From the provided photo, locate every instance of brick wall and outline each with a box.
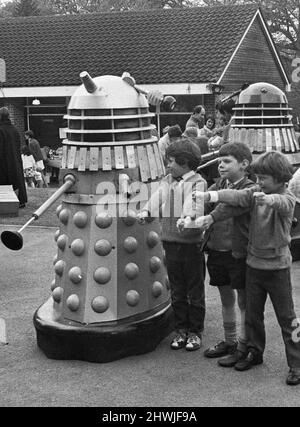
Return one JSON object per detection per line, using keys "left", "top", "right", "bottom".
{"left": 220, "top": 17, "right": 287, "bottom": 93}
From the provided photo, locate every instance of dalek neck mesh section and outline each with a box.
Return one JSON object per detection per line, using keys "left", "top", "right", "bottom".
{"left": 66, "top": 107, "right": 155, "bottom": 145}
{"left": 231, "top": 103, "right": 293, "bottom": 128}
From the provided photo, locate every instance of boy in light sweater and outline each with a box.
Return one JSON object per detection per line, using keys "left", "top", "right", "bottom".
{"left": 139, "top": 138, "right": 207, "bottom": 351}
{"left": 194, "top": 151, "right": 300, "bottom": 386}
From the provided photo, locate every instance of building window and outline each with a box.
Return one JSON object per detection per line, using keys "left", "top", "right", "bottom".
{"left": 26, "top": 97, "right": 67, "bottom": 149}
{"left": 149, "top": 94, "right": 215, "bottom": 135}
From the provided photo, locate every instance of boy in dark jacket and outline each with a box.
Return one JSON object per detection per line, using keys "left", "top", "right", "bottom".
{"left": 199, "top": 143, "right": 255, "bottom": 366}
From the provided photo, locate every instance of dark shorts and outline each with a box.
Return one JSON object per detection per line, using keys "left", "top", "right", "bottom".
{"left": 207, "top": 250, "right": 246, "bottom": 290}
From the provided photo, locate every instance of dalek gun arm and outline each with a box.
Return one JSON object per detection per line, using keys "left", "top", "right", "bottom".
{"left": 122, "top": 72, "right": 176, "bottom": 112}
{"left": 197, "top": 150, "right": 220, "bottom": 171}
{"left": 1, "top": 174, "right": 76, "bottom": 251}
{"left": 219, "top": 82, "right": 250, "bottom": 105}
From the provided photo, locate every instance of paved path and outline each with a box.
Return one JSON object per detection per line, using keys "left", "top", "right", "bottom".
{"left": 0, "top": 226, "right": 300, "bottom": 407}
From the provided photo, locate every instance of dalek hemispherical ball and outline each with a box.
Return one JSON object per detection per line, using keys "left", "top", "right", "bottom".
{"left": 73, "top": 211, "right": 88, "bottom": 228}
{"left": 123, "top": 237, "right": 138, "bottom": 254}
{"left": 52, "top": 287, "right": 64, "bottom": 304}
{"left": 94, "top": 239, "right": 112, "bottom": 257}
{"left": 71, "top": 239, "right": 85, "bottom": 256}
{"left": 95, "top": 213, "right": 113, "bottom": 229}
{"left": 57, "top": 234, "right": 68, "bottom": 251}
{"left": 59, "top": 209, "right": 70, "bottom": 225}
{"left": 68, "top": 267, "right": 83, "bottom": 284}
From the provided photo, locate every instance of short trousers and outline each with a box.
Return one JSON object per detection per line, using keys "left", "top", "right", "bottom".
{"left": 207, "top": 250, "right": 246, "bottom": 290}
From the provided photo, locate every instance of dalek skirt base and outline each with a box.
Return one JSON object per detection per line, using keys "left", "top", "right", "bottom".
{"left": 34, "top": 298, "right": 173, "bottom": 363}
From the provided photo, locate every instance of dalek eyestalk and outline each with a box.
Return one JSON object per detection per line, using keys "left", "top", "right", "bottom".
{"left": 80, "top": 71, "right": 98, "bottom": 94}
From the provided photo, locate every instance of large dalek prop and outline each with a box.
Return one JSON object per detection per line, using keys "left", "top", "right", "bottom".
{"left": 1, "top": 72, "right": 176, "bottom": 362}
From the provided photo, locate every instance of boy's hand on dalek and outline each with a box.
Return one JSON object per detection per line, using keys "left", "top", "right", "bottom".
{"left": 176, "top": 218, "right": 185, "bottom": 232}
{"left": 176, "top": 217, "right": 192, "bottom": 232}
{"left": 137, "top": 210, "right": 150, "bottom": 224}
{"left": 195, "top": 215, "right": 214, "bottom": 230}
{"left": 254, "top": 192, "right": 274, "bottom": 207}
{"left": 177, "top": 215, "right": 209, "bottom": 231}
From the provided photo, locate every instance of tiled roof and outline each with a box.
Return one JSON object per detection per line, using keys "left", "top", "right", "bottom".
{"left": 0, "top": 4, "right": 258, "bottom": 87}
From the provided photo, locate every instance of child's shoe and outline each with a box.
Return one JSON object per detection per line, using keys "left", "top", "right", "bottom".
{"left": 170, "top": 331, "right": 187, "bottom": 350}
{"left": 234, "top": 349, "right": 263, "bottom": 371}
{"left": 204, "top": 341, "right": 237, "bottom": 358}
{"left": 186, "top": 333, "right": 202, "bottom": 351}
{"left": 286, "top": 369, "right": 300, "bottom": 386}
{"left": 218, "top": 350, "right": 247, "bottom": 368}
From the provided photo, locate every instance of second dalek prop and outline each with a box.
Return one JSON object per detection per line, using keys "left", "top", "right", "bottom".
{"left": 229, "top": 82, "right": 300, "bottom": 164}
{"left": 199, "top": 82, "right": 300, "bottom": 170}
{"left": 2, "top": 72, "right": 175, "bottom": 362}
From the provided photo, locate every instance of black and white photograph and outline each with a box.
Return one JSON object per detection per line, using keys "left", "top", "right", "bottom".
{"left": 0, "top": 0, "right": 300, "bottom": 410}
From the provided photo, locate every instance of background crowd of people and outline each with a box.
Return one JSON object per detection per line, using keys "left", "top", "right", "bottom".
{"left": 158, "top": 100, "right": 235, "bottom": 187}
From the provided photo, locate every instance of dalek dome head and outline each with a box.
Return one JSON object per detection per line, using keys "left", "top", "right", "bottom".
{"left": 232, "top": 82, "right": 293, "bottom": 129}
{"left": 68, "top": 72, "right": 149, "bottom": 110}
{"left": 65, "top": 72, "right": 157, "bottom": 147}
{"left": 238, "top": 82, "right": 288, "bottom": 105}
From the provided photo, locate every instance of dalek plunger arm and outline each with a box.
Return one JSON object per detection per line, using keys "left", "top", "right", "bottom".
{"left": 1, "top": 174, "right": 76, "bottom": 251}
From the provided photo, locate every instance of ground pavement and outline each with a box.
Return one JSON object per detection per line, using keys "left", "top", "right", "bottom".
{"left": 0, "top": 225, "right": 300, "bottom": 407}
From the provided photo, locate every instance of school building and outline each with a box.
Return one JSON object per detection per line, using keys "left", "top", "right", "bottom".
{"left": 0, "top": 4, "right": 293, "bottom": 148}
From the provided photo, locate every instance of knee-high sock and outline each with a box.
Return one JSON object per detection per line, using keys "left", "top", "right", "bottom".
{"left": 223, "top": 305, "right": 237, "bottom": 345}
{"left": 237, "top": 308, "right": 248, "bottom": 352}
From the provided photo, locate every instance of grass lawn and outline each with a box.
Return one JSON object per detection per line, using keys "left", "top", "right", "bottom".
{"left": 0, "top": 188, "right": 61, "bottom": 228}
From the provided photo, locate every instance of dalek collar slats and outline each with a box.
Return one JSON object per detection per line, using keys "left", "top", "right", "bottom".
{"left": 63, "top": 73, "right": 165, "bottom": 180}
{"left": 229, "top": 82, "right": 300, "bottom": 165}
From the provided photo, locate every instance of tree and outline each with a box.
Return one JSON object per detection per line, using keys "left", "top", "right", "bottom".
{"left": 200, "top": 0, "right": 246, "bottom": 4}
{"left": 41, "top": 0, "right": 202, "bottom": 14}
{"left": 13, "top": 0, "right": 40, "bottom": 16}
{"left": 260, "top": 0, "right": 300, "bottom": 56}
{"left": 200, "top": 0, "right": 300, "bottom": 57}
